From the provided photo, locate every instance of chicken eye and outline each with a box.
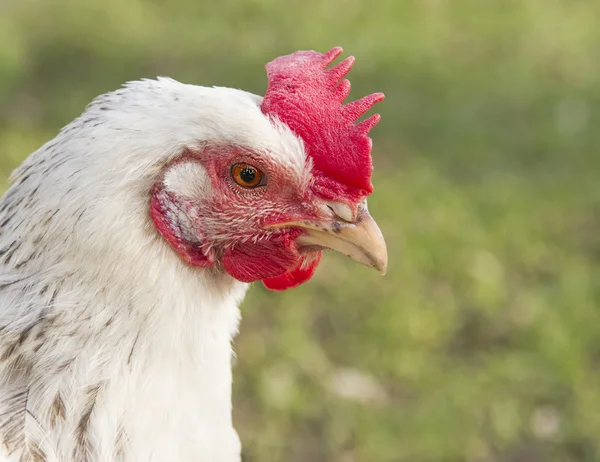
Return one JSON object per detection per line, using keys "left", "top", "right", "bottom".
{"left": 231, "top": 163, "right": 264, "bottom": 188}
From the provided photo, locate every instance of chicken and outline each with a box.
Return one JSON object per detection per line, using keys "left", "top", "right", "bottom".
{"left": 0, "top": 47, "right": 386, "bottom": 461}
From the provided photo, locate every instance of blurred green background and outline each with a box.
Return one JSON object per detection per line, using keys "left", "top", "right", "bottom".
{"left": 1, "top": 0, "right": 598, "bottom": 461}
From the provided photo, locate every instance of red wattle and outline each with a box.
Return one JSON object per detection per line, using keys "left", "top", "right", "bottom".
{"left": 262, "top": 252, "right": 322, "bottom": 291}
{"left": 221, "top": 237, "right": 300, "bottom": 283}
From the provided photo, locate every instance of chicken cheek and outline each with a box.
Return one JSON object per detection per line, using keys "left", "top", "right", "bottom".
{"left": 262, "top": 252, "right": 322, "bottom": 291}
{"left": 221, "top": 237, "right": 301, "bottom": 284}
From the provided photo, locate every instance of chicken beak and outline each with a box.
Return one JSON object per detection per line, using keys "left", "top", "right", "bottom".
{"left": 266, "top": 204, "right": 388, "bottom": 275}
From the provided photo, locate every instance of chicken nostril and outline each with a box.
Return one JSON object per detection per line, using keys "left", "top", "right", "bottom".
{"left": 326, "top": 202, "right": 355, "bottom": 223}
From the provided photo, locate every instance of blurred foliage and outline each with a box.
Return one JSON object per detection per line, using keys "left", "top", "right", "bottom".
{"left": 1, "top": 0, "right": 599, "bottom": 461}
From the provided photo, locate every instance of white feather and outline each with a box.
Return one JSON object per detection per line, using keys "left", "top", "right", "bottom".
{"left": 0, "top": 78, "right": 308, "bottom": 461}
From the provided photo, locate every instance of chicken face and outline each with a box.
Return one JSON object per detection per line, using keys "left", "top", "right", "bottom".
{"left": 150, "top": 47, "right": 386, "bottom": 291}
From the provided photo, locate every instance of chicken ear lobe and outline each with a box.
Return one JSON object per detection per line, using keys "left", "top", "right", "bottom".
{"left": 150, "top": 188, "right": 214, "bottom": 267}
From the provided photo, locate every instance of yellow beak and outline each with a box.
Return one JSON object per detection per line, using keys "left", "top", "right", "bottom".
{"left": 266, "top": 203, "right": 388, "bottom": 275}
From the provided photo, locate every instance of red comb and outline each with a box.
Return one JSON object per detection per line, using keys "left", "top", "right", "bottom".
{"left": 261, "top": 47, "right": 384, "bottom": 200}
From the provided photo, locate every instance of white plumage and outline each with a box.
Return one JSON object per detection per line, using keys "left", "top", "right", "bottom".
{"left": 0, "top": 49, "right": 387, "bottom": 461}
{"left": 0, "top": 79, "right": 299, "bottom": 461}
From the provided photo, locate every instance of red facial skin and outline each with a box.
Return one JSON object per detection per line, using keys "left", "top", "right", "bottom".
{"left": 150, "top": 147, "right": 333, "bottom": 291}
{"left": 151, "top": 49, "right": 383, "bottom": 291}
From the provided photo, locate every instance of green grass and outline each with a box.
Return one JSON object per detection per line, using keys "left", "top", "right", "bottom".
{"left": 1, "top": 0, "right": 598, "bottom": 460}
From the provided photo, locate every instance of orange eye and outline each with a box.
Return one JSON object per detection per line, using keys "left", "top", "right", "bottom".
{"left": 231, "top": 163, "right": 264, "bottom": 188}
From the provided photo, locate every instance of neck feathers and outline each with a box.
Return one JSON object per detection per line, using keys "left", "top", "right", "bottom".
{"left": 0, "top": 115, "right": 247, "bottom": 460}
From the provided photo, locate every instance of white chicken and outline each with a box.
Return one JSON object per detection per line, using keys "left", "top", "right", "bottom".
{"left": 0, "top": 47, "right": 386, "bottom": 461}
